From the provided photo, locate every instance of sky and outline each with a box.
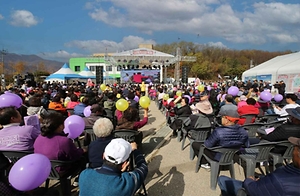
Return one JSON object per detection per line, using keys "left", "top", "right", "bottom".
{"left": 0, "top": 0, "right": 300, "bottom": 62}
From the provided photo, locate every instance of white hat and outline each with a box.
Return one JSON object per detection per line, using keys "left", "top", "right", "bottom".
{"left": 104, "top": 138, "right": 132, "bottom": 164}
{"left": 240, "top": 95, "right": 247, "bottom": 101}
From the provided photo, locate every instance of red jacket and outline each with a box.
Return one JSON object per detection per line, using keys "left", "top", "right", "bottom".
{"left": 237, "top": 105, "right": 259, "bottom": 125}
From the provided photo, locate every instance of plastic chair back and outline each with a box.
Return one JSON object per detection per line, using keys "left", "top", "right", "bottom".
{"left": 85, "top": 128, "right": 97, "bottom": 142}
{"left": 1, "top": 150, "right": 33, "bottom": 164}
{"left": 242, "top": 123, "right": 264, "bottom": 138}
{"left": 240, "top": 114, "right": 257, "bottom": 124}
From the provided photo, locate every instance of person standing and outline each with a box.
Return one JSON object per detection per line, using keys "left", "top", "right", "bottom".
{"left": 278, "top": 80, "right": 286, "bottom": 97}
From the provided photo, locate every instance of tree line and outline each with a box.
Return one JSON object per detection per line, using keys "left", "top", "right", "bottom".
{"left": 154, "top": 41, "right": 292, "bottom": 80}
{"left": 1, "top": 61, "right": 50, "bottom": 84}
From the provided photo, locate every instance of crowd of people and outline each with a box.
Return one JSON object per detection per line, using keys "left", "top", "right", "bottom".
{"left": 0, "top": 78, "right": 300, "bottom": 195}
{"left": 154, "top": 79, "right": 300, "bottom": 196}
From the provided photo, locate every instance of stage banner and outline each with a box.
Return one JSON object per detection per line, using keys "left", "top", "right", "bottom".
{"left": 121, "top": 70, "right": 160, "bottom": 84}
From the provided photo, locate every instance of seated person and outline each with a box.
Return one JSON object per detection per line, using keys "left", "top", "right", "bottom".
{"left": 272, "top": 93, "right": 299, "bottom": 117}
{"left": 88, "top": 118, "right": 114, "bottom": 168}
{"left": 34, "top": 112, "right": 86, "bottom": 173}
{"left": 183, "top": 100, "right": 213, "bottom": 131}
{"left": 192, "top": 110, "right": 249, "bottom": 168}
{"left": 103, "top": 92, "right": 116, "bottom": 112}
{"left": 217, "top": 136, "right": 300, "bottom": 196}
{"left": 79, "top": 139, "right": 148, "bottom": 196}
{"left": 83, "top": 104, "right": 105, "bottom": 129}
{"left": 126, "top": 92, "right": 139, "bottom": 109}
{"left": 237, "top": 95, "right": 247, "bottom": 109}
{"left": 116, "top": 107, "right": 148, "bottom": 150}
{"left": 48, "top": 95, "right": 67, "bottom": 114}
{"left": 0, "top": 107, "right": 40, "bottom": 151}
{"left": 66, "top": 94, "right": 80, "bottom": 109}
{"left": 218, "top": 94, "right": 237, "bottom": 116}
{"left": 237, "top": 98, "right": 259, "bottom": 125}
{"left": 27, "top": 96, "right": 48, "bottom": 117}
{"left": 74, "top": 97, "right": 89, "bottom": 117}
{"left": 259, "top": 107, "right": 300, "bottom": 153}
{"left": 170, "top": 96, "right": 192, "bottom": 137}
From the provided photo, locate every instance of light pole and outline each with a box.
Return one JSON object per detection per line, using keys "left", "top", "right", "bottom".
{"left": 1, "top": 49, "right": 7, "bottom": 91}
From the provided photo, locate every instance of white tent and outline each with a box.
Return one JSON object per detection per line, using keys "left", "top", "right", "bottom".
{"left": 242, "top": 52, "right": 300, "bottom": 92}
{"left": 78, "top": 66, "right": 95, "bottom": 79}
{"left": 45, "top": 63, "right": 83, "bottom": 83}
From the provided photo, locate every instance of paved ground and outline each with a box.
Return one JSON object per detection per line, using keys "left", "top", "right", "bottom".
{"left": 42, "top": 101, "right": 247, "bottom": 196}
{"left": 140, "top": 101, "right": 246, "bottom": 196}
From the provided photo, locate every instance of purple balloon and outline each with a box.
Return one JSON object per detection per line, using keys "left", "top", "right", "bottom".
{"left": 0, "top": 93, "right": 23, "bottom": 108}
{"left": 183, "top": 95, "right": 191, "bottom": 103}
{"left": 222, "top": 94, "right": 227, "bottom": 101}
{"left": 206, "top": 86, "right": 212, "bottom": 91}
{"left": 260, "top": 91, "right": 272, "bottom": 102}
{"left": 274, "top": 94, "right": 283, "bottom": 102}
{"left": 228, "top": 86, "right": 239, "bottom": 96}
{"left": 83, "top": 106, "right": 91, "bottom": 117}
{"left": 64, "top": 115, "right": 85, "bottom": 139}
{"left": 9, "top": 154, "right": 51, "bottom": 191}
{"left": 134, "top": 95, "right": 139, "bottom": 102}
{"left": 217, "top": 94, "right": 221, "bottom": 101}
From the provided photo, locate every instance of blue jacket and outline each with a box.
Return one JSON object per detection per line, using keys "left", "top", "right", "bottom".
{"left": 79, "top": 150, "right": 148, "bottom": 196}
{"left": 74, "top": 103, "right": 87, "bottom": 117}
{"left": 243, "top": 164, "right": 300, "bottom": 196}
{"left": 88, "top": 135, "right": 113, "bottom": 168}
{"left": 204, "top": 125, "right": 249, "bottom": 148}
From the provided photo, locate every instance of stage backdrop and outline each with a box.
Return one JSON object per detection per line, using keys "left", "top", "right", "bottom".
{"left": 121, "top": 70, "right": 160, "bottom": 84}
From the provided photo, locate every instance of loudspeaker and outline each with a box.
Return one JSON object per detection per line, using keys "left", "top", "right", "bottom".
{"left": 95, "top": 66, "right": 104, "bottom": 84}
{"left": 182, "top": 66, "right": 189, "bottom": 83}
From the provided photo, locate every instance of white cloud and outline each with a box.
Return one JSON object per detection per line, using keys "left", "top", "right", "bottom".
{"left": 0, "top": 14, "right": 3, "bottom": 20}
{"left": 86, "top": 1, "right": 300, "bottom": 45}
{"left": 64, "top": 35, "right": 156, "bottom": 53}
{"left": 10, "top": 10, "right": 40, "bottom": 27}
{"left": 38, "top": 50, "right": 85, "bottom": 62}
{"left": 206, "top": 41, "right": 227, "bottom": 48}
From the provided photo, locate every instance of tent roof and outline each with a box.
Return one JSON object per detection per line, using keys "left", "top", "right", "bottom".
{"left": 78, "top": 66, "right": 96, "bottom": 78}
{"left": 242, "top": 52, "right": 300, "bottom": 78}
{"left": 46, "top": 63, "right": 83, "bottom": 81}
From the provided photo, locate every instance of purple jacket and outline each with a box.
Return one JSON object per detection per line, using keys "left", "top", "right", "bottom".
{"left": 34, "top": 133, "right": 84, "bottom": 161}
{"left": 0, "top": 124, "right": 40, "bottom": 151}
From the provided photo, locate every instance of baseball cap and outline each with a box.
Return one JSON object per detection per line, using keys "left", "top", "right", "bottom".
{"left": 288, "top": 137, "right": 300, "bottom": 147}
{"left": 218, "top": 110, "right": 240, "bottom": 122}
{"left": 104, "top": 138, "right": 132, "bottom": 164}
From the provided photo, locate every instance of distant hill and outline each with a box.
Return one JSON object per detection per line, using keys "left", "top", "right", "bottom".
{"left": 3, "top": 53, "right": 64, "bottom": 73}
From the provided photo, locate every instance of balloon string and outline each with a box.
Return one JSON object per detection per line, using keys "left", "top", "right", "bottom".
{"left": 22, "top": 104, "right": 28, "bottom": 108}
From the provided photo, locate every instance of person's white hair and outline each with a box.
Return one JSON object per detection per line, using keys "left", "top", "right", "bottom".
{"left": 93, "top": 118, "right": 113, "bottom": 138}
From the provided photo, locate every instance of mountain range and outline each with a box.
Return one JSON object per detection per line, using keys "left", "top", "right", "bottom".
{"left": 2, "top": 53, "right": 64, "bottom": 73}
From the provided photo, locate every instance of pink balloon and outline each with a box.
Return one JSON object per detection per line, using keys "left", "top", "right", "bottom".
{"left": 64, "top": 115, "right": 85, "bottom": 139}
{"left": 0, "top": 93, "right": 23, "bottom": 108}
{"left": 9, "top": 154, "right": 51, "bottom": 191}
{"left": 206, "top": 86, "right": 212, "bottom": 91}
{"left": 83, "top": 106, "right": 91, "bottom": 117}
{"left": 274, "top": 94, "right": 283, "bottom": 102}
{"left": 260, "top": 91, "right": 272, "bottom": 102}
{"left": 228, "top": 86, "right": 239, "bottom": 96}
